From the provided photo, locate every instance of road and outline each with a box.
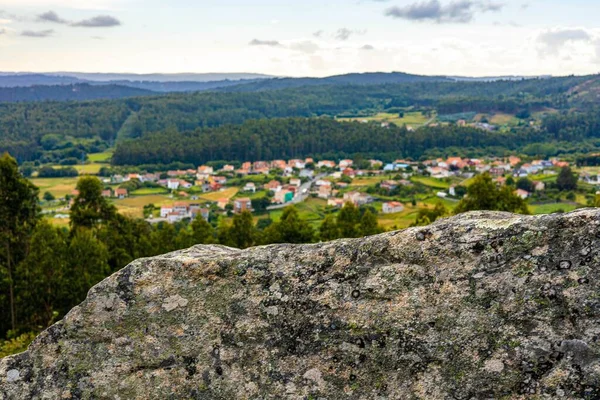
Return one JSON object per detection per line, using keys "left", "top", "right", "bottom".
{"left": 267, "top": 173, "right": 326, "bottom": 211}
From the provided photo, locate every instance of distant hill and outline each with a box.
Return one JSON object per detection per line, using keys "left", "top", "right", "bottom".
{"left": 221, "top": 72, "right": 452, "bottom": 92}
{"left": 46, "top": 72, "right": 275, "bottom": 83}
{"left": 105, "top": 79, "right": 266, "bottom": 93}
{"left": 0, "top": 74, "right": 84, "bottom": 87}
{"left": 0, "top": 84, "right": 155, "bottom": 103}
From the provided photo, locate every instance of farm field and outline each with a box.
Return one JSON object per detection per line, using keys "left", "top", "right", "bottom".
{"left": 200, "top": 187, "right": 239, "bottom": 201}
{"left": 530, "top": 203, "right": 579, "bottom": 214}
{"left": 88, "top": 151, "right": 113, "bottom": 163}
{"left": 131, "top": 187, "right": 169, "bottom": 195}
{"left": 410, "top": 176, "right": 452, "bottom": 189}
{"left": 338, "top": 112, "right": 429, "bottom": 127}
{"left": 31, "top": 177, "right": 79, "bottom": 199}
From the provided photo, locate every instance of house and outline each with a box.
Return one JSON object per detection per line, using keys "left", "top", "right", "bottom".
{"left": 234, "top": 198, "right": 252, "bottom": 214}
{"left": 253, "top": 161, "right": 270, "bottom": 171}
{"left": 299, "top": 169, "right": 314, "bottom": 178}
{"left": 197, "top": 165, "right": 214, "bottom": 175}
{"left": 222, "top": 164, "right": 235, "bottom": 172}
{"left": 382, "top": 202, "right": 405, "bottom": 214}
{"left": 101, "top": 189, "right": 112, "bottom": 198}
{"left": 318, "top": 184, "right": 332, "bottom": 199}
{"left": 327, "top": 198, "right": 345, "bottom": 208}
{"left": 381, "top": 180, "right": 399, "bottom": 191}
{"left": 212, "top": 176, "right": 227, "bottom": 185}
{"left": 317, "top": 160, "right": 336, "bottom": 169}
{"left": 243, "top": 182, "right": 257, "bottom": 193}
{"left": 167, "top": 179, "right": 180, "bottom": 190}
{"left": 179, "top": 180, "right": 193, "bottom": 189}
{"left": 449, "top": 186, "right": 456, "bottom": 197}
{"left": 533, "top": 181, "right": 545, "bottom": 191}
{"left": 217, "top": 198, "right": 230, "bottom": 210}
{"left": 160, "top": 205, "right": 174, "bottom": 218}
{"left": 428, "top": 167, "right": 450, "bottom": 179}
{"left": 288, "top": 159, "right": 305, "bottom": 169}
{"left": 342, "top": 168, "right": 356, "bottom": 178}
{"left": 115, "top": 188, "right": 128, "bottom": 199}
{"left": 509, "top": 156, "right": 521, "bottom": 166}
{"left": 274, "top": 190, "right": 293, "bottom": 204}
{"left": 343, "top": 191, "right": 373, "bottom": 206}
{"left": 515, "top": 189, "right": 530, "bottom": 199}
{"left": 271, "top": 160, "right": 287, "bottom": 170}
{"left": 339, "top": 159, "right": 353, "bottom": 169}
{"left": 289, "top": 178, "right": 301, "bottom": 187}
{"left": 242, "top": 162, "right": 252, "bottom": 171}
{"left": 167, "top": 212, "right": 185, "bottom": 224}
{"left": 265, "top": 180, "right": 282, "bottom": 192}
{"left": 200, "top": 208, "right": 210, "bottom": 221}
{"left": 437, "top": 192, "right": 448, "bottom": 198}
{"left": 173, "top": 202, "right": 188, "bottom": 213}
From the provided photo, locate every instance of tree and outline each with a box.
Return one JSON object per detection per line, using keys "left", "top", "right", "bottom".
{"left": 359, "top": 210, "right": 382, "bottom": 236}
{"left": 16, "top": 221, "right": 68, "bottom": 330}
{"left": 263, "top": 207, "right": 314, "bottom": 244}
{"left": 67, "top": 229, "right": 110, "bottom": 306}
{"left": 0, "top": 153, "right": 39, "bottom": 335}
{"left": 516, "top": 177, "right": 535, "bottom": 193}
{"left": 221, "top": 211, "right": 257, "bottom": 249}
{"left": 70, "top": 176, "right": 116, "bottom": 229}
{"left": 43, "top": 192, "right": 55, "bottom": 202}
{"left": 454, "top": 173, "right": 529, "bottom": 215}
{"left": 190, "top": 216, "right": 215, "bottom": 244}
{"left": 413, "top": 202, "right": 448, "bottom": 227}
{"left": 337, "top": 202, "right": 361, "bottom": 238}
{"left": 319, "top": 215, "right": 340, "bottom": 242}
{"left": 556, "top": 166, "right": 577, "bottom": 191}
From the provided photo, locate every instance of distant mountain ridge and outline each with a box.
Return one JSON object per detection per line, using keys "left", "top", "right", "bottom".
{"left": 0, "top": 71, "right": 589, "bottom": 103}
{"left": 0, "top": 83, "right": 154, "bottom": 103}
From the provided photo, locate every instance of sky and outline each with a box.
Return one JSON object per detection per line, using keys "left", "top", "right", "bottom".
{"left": 0, "top": 0, "right": 599, "bottom": 77}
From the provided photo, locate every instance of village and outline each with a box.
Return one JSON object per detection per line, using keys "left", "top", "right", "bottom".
{"left": 33, "top": 151, "right": 591, "bottom": 230}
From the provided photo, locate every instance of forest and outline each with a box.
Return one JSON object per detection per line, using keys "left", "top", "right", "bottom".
{"left": 111, "top": 118, "right": 544, "bottom": 166}
{"left": 1, "top": 74, "right": 598, "bottom": 163}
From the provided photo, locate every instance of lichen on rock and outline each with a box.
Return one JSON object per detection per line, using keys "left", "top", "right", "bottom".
{"left": 2, "top": 210, "right": 600, "bottom": 399}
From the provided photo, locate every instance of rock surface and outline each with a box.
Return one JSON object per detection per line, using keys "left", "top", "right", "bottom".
{"left": 2, "top": 210, "right": 600, "bottom": 399}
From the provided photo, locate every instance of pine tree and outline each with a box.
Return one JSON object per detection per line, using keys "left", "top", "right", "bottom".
{"left": 0, "top": 153, "right": 39, "bottom": 335}
{"left": 319, "top": 215, "right": 340, "bottom": 242}
{"left": 70, "top": 176, "right": 116, "bottom": 230}
{"left": 359, "top": 210, "right": 381, "bottom": 236}
{"left": 337, "top": 202, "right": 361, "bottom": 238}
{"left": 263, "top": 207, "right": 314, "bottom": 244}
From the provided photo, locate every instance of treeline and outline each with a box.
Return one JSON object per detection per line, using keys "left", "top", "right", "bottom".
{"left": 0, "top": 153, "right": 382, "bottom": 345}
{"left": 0, "top": 75, "right": 594, "bottom": 162}
{"left": 112, "top": 118, "right": 543, "bottom": 166}
{"left": 0, "top": 84, "right": 153, "bottom": 103}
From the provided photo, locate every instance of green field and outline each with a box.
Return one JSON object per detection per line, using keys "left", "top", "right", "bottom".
{"left": 131, "top": 187, "right": 169, "bottom": 195}
{"left": 530, "top": 203, "right": 579, "bottom": 214}
{"left": 88, "top": 151, "right": 113, "bottom": 163}
{"left": 411, "top": 176, "right": 452, "bottom": 189}
{"left": 338, "top": 112, "right": 429, "bottom": 127}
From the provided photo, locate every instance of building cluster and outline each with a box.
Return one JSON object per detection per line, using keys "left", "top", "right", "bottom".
{"left": 95, "top": 154, "right": 575, "bottom": 224}
{"left": 159, "top": 202, "right": 209, "bottom": 223}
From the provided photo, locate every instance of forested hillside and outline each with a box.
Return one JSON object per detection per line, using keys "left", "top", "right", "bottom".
{"left": 111, "top": 118, "right": 543, "bottom": 165}
{"left": 0, "top": 84, "right": 154, "bottom": 103}
{"left": 1, "top": 74, "right": 599, "bottom": 163}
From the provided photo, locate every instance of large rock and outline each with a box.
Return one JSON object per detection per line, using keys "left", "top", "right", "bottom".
{"left": 2, "top": 210, "right": 600, "bottom": 399}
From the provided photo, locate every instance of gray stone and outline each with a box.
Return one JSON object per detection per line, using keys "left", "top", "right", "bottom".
{"left": 2, "top": 210, "right": 600, "bottom": 399}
